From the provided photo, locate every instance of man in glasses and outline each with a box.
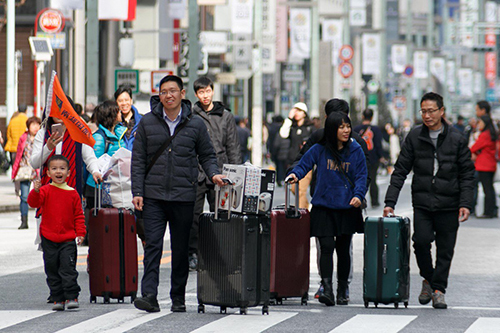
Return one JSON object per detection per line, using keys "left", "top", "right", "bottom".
{"left": 131, "top": 75, "right": 226, "bottom": 313}
{"left": 383, "top": 92, "right": 475, "bottom": 309}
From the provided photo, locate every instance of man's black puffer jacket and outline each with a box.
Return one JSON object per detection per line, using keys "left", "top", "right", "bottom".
{"left": 385, "top": 120, "right": 475, "bottom": 211}
{"left": 131, "top": 98, "right": 219, "bottom": 202}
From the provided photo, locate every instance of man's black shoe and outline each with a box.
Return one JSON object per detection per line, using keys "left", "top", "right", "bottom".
{"left": 188, "top": 254, "right": 198, "bottom": 271}
{"left": 134, "top": 295, "right": 160, "bottom": 313}
{"left": 171, "top": 299, "right": 186, "bottom": 312}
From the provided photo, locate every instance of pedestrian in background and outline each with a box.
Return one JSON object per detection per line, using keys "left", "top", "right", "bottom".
{"left": 5, "top": 104, "right": 29, "bottom": 196}
{"left": 28, "top": 155, "right": 85, "bottom": 311}
{"left": 279, "top": 102, "right": 314, "bottom": 208}
{"left": 354, "top": 109, "right": 384, "bottom": 208}
{"left": 115, "top": 85, "right": 142, "bottom": 151}
{"left": 384, "top": 92, "right": 475, "bottom": 309}
{"left": 236, "top": 116, "right": 251, "bottom": 162}
{"left": 131, "top": 75, "right": 225, "bottom": 313}
{"left": 75, "top": 103, "right": 90, "bottom": 123}
{"left": 384, "top": 123, "right": 401, "bottom": 175}
{"left": 188, "top": 76, "right": 241, "bottom": 271}
{"left": 470, "top": 115, "right": 498, "bottom": 218}
{"left": 454, "top": 115, "right": 466, "bottom": 134}
{"left": 287, "top": 111, "right": 367, "bottom": 307}
{"left": 11, "top": 116, "right": 41, "bottom": 229}
{"left": 267, "top": 115, "right": 285, "bottom": 184}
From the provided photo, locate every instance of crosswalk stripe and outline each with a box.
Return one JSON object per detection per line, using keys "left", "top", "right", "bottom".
{"left": 54, "top": 309, "right": 171, "bottom": 333}
{"left": 191, "top": 310, "right": 298, "bottom": 333}
{"left": 0, "top": 310, "right": 52, "bottom": 330}
{"left": 464, "top": 318, "right": 500, "bottom": 333}
{"left": 329, "top": 314, "right": 417, "bottom": 333}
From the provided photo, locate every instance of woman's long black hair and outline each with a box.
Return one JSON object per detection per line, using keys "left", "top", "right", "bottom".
{"left": 479, "top": 115, "right": 497, "bottom": 142}
{"left": 320, "top": 112, "right": 352, "bottom": 165}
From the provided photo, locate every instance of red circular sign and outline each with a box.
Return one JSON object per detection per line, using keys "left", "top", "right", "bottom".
{"left": 339, "top": 45, "right": 354, "bottom": 61}
{"left": 339, "top": 62, "right": 354, "bottom": 78}
{"left": 39, "top": 9, "right": 64, "bottom": 33}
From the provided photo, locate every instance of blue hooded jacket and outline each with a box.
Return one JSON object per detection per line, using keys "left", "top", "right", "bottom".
{"left": 122, "top": 105, "right": 142, "bottom": 151}
{"left": 290, "top": 139, "right": 368, "bottom": 210}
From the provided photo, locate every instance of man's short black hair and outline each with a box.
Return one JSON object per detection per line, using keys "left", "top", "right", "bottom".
{"left": 47, "top": 155, "right": 70, "bottom": 169}
{"left": 362, "top": 108, "right": 374, "bottom": 120}
{"left": 421, "top": 92, "right": 444, "bottom": 109}
{"left": 193, "top": 76, "right": 214, "bottom": 93}
{"left": 159, "top": 75, "right": 183, "bottom": 91}
{"left": 476, "top": 100, "right": 491, "bottom": 114}
{"left": 114, "top": 85, "right": 133, "bottom": 100}
{"left": 18, "top": 104, "right": 27, "bottom": 113}
{"left": 324, "top": 98, "right": 349, "bottom": 116}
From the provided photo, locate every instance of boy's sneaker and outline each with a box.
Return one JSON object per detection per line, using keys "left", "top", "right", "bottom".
{"left": 418, "top": 280, "right": 433, "bottom": 305}
{"left": 314, "top": 283, "right": 324, "bottom": 299}
{"left": 66, "top": 299, "right": 80, "bottom": 309}
{"left": 432, "top": 290, "right": 447, "bottom": 309}
{"left": 52, "top": 302, "right": 65, "bottom": 311}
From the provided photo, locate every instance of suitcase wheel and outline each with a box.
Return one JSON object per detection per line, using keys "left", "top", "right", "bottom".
{"left": 240, "top": 307, "right": 247, "bottom": 315}
{"left": 262, "top": 305, "right": 269, "bottom": 315}
{"left": 404, "top": 301, "right": 408, "bottom": 308}
{"left": 90, "top": 295, "right": 97, "bottom": 303}
{"left": 301, "top": 292, "right": 308, "bottom": 306}
{"left": 220, "top": 306, "right": 227, "bottom": 314}
{"left": 103, "top": 294, "right": 111, "bottom": 304}
{"left": 364, "top": 301, "right": 369, "bottom": 308}
{"left": 198, "top": 304, "right": 205, "bottom": 313}
{"left": 394, "top": 302, "right": 399, "bottom": 309}
{"left": 276, "top": 297, "right": 283, "bottom": 305}
{"left": 374, "top": 302, "right": 378, "bottom": 308}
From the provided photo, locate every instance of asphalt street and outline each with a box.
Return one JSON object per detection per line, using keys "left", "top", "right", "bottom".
{"left": 1, "top": 174, "right": 500, "bottom": 332}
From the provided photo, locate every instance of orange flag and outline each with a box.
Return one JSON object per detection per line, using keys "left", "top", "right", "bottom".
{"left": 47, "top": 72, "right": 95, "bottom": 147}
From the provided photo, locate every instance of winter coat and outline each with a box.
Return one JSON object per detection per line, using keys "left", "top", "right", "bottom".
{"left": 131, "top": 98, "right": 219, "bottom": 202}
{"left": 290, "top": 140, "right": 367, "bottom": 210}
{"left": 279, "top": 118, "right": 315, "bottom": 165}
{"left": 470, "top": 130, "right": 497, "bottom": 172}
{"left": 385, "top": 120, "right": 475, "bottom": 211}
{"left": 5, "top": 113, "right": 28, "bottom": 153}
{"left": 121, "top": 105, "right": 143, "bottom": 151}
{"left": 192, "top": 101, "right": 241, "bottom": 183}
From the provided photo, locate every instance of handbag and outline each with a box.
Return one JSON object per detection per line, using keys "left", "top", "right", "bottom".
{"left": 338, "top": 163, "right": 368, "bottom": 210}
{"left": 14, "top": 165, "right": 34, "bottom": 181}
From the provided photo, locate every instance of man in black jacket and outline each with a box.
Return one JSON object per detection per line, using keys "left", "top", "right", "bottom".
{"left": 131, "top": 75, "right": 225, "bottom": 313}
{"left": 188, "top": 76, "right": 241, "bottom": 270}
{"left": 383, "top": 92, "right": 475, "bottom": 309}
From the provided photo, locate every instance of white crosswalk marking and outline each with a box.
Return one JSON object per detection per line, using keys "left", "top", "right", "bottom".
{"left": 54, "top": 309, "right": 171, "bottom": 333}
{"left": 329, "top": 314, "right": 417, "bottom": 333}
{"left": 191, "top": 310, "right": 298, "bottom": 333}
{"left": 464, "top": 318, "right": 500, "bottom": 333}
{"left": 0, "top": 310, "right": 52, "bottom": 330}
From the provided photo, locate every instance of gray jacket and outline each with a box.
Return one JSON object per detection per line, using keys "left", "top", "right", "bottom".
{"left": 131, "top": 97, "right": 219, "bottom": 202}
{"left": 193, "top": 101, "right": 241, "bottom": 183}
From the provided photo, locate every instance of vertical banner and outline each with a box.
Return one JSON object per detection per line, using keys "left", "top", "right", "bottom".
{"left": 362, "top": 33, "right": 380, "bottom": 75}
{"left": 430, "top": 58, "right": 446, "bottom": 83}
{"left": 458, "top": 68, "right": 474, "bottom": 98}
{"left": 322, "top": 19, "right": 343, "bottom": 66}
{"left": 460, "top": 0, "right": 479, "bottom": 47}
{"left": 391, "top": 44, "right": 407, "bottom": 73}
{"left": 485, "top": 1, "right": 497, "bottom": 86}
{"left": 98, "top": 0, "right": 136, "bottom": 21}
{"left": 275, "top": 1, "right": 288, "bottom": 62}
{"left": 231, "top": 0, "right": 254, "bottom": 34}
{"left": 350, "top": 0, "right": 366, "bottom": 26}
{"left": 233, "top": 34, "right": 252, "bottom": 70}
{"left": 447, "top": 61, "right": 456, "bottom": 92}
{"left": 261, "top": 0, "right": 276, "bottom": 73}
{"left": 413, "top": 51, "right": 429, "bottom": 79}
{"left": 473, "top": 72, "right": 482, "bottom": 94}
{"left": 289, "top": 8, "right": 311, "bottom": 60}
{"left": 168, "top": 0, "right": 186, "bottom": 19}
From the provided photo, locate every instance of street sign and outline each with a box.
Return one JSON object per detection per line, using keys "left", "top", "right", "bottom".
{"left": 368, "top": 93, "right": 378, "bottom": 105}
{"left": 393, "top": 95, "right": 407, "bottom": 111}
{"left": 338, "top": 62, "right": 354, "bottom": 78}
{"left": 38, "top": 9, "right": 65, "bottom": 34}
{"left": 115, "top": 69, "right": 139, "bottom": 94}
{"left": 403, "top": 65, "right": 414, "bottom": 77}
{"left": 339, "top": 45, "right": 354, "bottom": 61}
{"left": 283, "top": 70, "right": 305, "bottom": 82}
{"left": 151, "top": 70, "right": 174, "bottom": 94}
{"left": 367, "top": 80, "right": 380, "bottom": 93}
{"left": 36, "top": 32, "right": 66, "bottom": 50}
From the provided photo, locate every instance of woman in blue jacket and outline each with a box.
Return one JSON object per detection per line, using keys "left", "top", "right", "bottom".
{"left": 288, "top": 112, "right": 367, "bottom": 306}
{"left": 115, "top": 86, "right": 142, "bottom": 151}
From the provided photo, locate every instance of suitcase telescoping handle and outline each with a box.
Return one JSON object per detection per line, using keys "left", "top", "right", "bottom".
{"left": 93, "top": 181, "right": 102, "bottom": 217}
{"left": 214, "top": 178, "right": 234, "bottom": 220}
{"left": 284, "top": 180, "right": 300, "bottom": 218}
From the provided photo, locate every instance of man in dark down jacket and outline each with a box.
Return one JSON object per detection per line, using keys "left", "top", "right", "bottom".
{"left": 188, "top": 76, "right": 241, "bottom": 270}
{"left": 132, "top": 75, "right": 225, "bottom": 313}
{"left": 383, "top": 92, "right": 475, "bottom": 310}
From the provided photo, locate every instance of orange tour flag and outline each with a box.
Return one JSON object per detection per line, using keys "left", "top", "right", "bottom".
{"left": 46, "top": 72, "right": 95, "bottom": 147}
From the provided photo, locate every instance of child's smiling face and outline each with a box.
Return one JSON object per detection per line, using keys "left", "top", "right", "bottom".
{"left": 47, "top": 160, "right": 70, "bottom": 185}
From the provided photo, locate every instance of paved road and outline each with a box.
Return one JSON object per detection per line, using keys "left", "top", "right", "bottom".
{"left": 1, "top": 175, "right": 500, "bottom": 332}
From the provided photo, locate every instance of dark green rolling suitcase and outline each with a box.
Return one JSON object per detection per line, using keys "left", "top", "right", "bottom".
{"left": 363, "top": 216, "right": 410, "bottom": 308}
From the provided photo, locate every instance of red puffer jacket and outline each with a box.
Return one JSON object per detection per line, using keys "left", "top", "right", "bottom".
{"left": 470, "top": 131, "right": 497, "bottom": 172}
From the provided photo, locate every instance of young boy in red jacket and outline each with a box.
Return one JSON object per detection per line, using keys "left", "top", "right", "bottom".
{"left": 28, "top": 155, "right": 86, "bottom": 311}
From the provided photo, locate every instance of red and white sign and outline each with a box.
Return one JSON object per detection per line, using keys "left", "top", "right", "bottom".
{"left": 393, "top": 96, "right": 407, "bottom": 111}
{"left": 338, "top": 61, "right": 354, "bottom": 78}
{"left": 339, "top": 45, "right": 354, "bottom": 61}
{"left": 151, "top": 70, "right": 174, "bottom": 94}
{"left": 39, "top": 9, "right": 65, "bottom": 33}
{"left": 485, "top": 26, "right": 496, "bottom": 83}
{"left": 99, "top": 0, "right": 137, "bottom": 21}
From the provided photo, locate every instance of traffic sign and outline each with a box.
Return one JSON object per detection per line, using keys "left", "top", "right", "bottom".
{"left": 339, "top": 45, "right": 354, "bottom": 61}
{"left": 367, "top": 80, "right": 380, "bottom": 93}
{"left": 393, "top": 95, "right": 407, "bottom": 111}
{"left": 38, "top": 9, "right": 65, "bottom": 34}
{"left": 115, "top": 69, "right": 139, "bottom": 94}
{"left": 338, "top": 62, "right": 354, "bottom": 78}
{"left": 403, "top": 65, "right": 414, "bottom": 77}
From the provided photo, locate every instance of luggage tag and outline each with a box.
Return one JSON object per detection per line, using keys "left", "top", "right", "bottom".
{"left": 284, "top": 181, "right": 301, "bottom": 218}
{"left": 214, "top": 178, "right": 234, "bottom": 220}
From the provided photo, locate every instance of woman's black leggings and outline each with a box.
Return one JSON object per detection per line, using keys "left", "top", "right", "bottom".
{"left": 318, "top": 234, "right": 352, "bottom": 283}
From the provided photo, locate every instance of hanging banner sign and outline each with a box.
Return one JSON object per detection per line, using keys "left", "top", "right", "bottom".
{"left": 447, "top": 61, "right": 456, "bottom": 92}
{"left": 231, "top": 0, "right": 254, "bottom": 34}
{"left": 362, "top": 33, "right": 380, "bottom": 75}
{"left": 275, "top": 2, "right": 288, "bottom": 62}
{"left": 322, "top": 19, "right": 343, "bottom": 66}
{"left": 430, "top": 58, "right": 446, "bottom": 83}
{"left": 391, "top": 44, "right": 407, "bottom": 73}
{"left": 458, "top": 68, "right": 474, "bottom": 98}
{"left": 289, "top": 8, "right": 311, "bottom": 60}
{"left": 413, "top": 51, "right": 428, "bottom": 79}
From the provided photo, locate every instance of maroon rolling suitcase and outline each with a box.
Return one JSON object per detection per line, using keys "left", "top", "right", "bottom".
{"left": 88, "top": 184, "right": 138, "bottom": 303}
{"left": 270, "top": 182, "right": 310, "bottom": 305}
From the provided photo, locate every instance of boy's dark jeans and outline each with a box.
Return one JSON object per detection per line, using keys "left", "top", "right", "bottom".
{"left": 41, "top": 236, "right": 81, "bottom": 302}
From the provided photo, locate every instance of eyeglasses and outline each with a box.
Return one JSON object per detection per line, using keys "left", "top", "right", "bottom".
{"left": 159, "top": 89, "right": 180, "bottom": 97}
{"left": 419, "top": 108, "right": 441, "bottom": 115}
